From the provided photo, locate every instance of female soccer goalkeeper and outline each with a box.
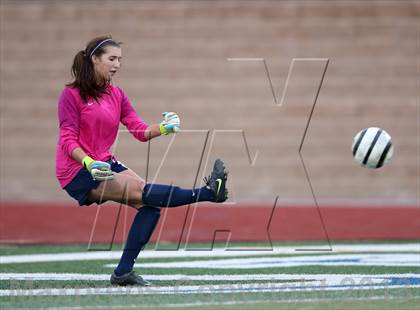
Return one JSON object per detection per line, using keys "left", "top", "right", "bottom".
{"left": 56, "top": 35, "right": 228, "bottom": 286}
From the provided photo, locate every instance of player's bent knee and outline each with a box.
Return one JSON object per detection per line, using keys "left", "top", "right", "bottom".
{"left": 126, "top": 178, "right": 144, "bottom": 194}
{"left": 125, "top": 181, "right": 143, "bottom": 206}
{"left": 128, "top": 203, "right": 142, "bottom": 210}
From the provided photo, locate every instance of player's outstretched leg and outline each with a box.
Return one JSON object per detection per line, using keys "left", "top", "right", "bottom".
{"left": 110, "top": 159, "right": 228, "bottom": 286}
{"left": 141, "top": 158, "right": 228, "bottom": 207}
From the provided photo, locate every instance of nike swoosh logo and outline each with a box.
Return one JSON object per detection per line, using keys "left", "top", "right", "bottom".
{"left": 216, "top": 179, "right": 223, "bottom": 195}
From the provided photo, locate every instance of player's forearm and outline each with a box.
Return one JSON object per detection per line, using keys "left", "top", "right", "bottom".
{"left": 71, "top": 147, "right": 89, "bottom": 165}
{"left": 144, "top": 124, "right": 162, "bottom": 141}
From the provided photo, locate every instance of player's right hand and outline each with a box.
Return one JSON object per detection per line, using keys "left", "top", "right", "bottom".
{"left": 82, "top": 156, "right": 114, "bottom": 181}
{"left": 159, "top": 112, "right": 180, "bottom": 135}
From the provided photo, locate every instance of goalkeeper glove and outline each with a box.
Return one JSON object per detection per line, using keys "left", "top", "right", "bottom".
{"left": 159, "top": 112, "right": 180, "bottom": 135}
{"left": 82, "top": 156, "right": 114, "bottom": 181}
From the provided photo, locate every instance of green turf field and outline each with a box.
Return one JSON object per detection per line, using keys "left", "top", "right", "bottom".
{"left": 1, "top": 242, "right": 419, "bottom": 310}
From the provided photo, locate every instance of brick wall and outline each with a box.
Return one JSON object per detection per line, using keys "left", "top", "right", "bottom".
{"left": 0, "top": 1, "right": 418, "bottom": 205}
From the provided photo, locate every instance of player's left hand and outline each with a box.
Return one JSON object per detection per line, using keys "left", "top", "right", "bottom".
{"left": 159, "top": 112, "right": 180, "bottom": 135}
{"left": 82, "top": 156, "right": 114, "bottom": 181}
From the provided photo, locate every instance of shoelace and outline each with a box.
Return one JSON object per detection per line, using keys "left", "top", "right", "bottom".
{"left": 203, "top": 174, "right": 227, "bottom": 186}
{"left": 203, "top": 175, "right": 229, "bottom": 199}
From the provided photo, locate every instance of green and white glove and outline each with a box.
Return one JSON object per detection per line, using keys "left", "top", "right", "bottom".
{"left": 82, "top": 156, "right": 114, "bottom": 181}
{"left": 159, "top": 112, "right": 180, "bottom": 135}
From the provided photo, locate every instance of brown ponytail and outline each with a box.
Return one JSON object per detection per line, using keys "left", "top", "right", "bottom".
{"left": 67, "top": 35, "right": 121, "bottom": 103}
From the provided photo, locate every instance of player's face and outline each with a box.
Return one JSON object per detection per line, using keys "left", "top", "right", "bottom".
{"left": 92, "top": 46, "right": 122, "bottom": 83}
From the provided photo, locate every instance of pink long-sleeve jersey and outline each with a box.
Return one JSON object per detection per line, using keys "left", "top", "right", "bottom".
{"left": 56, "top": 85, "right": 149, "bottom": 188}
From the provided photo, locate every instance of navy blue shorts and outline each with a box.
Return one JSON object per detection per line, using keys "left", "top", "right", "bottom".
{"left": 64, "top": 159, "right": 128, "bottom": 206}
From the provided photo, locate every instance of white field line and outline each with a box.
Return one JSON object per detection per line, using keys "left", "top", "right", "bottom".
{"left": 104, "top": 253, "right": 420, "bottom": 269}
{"left": 1, "top": 281, "right": 419, "bottom": 297}
{"left": 2, "top": 272, "right": 419, "bottom": 282}
{"left": 1, "top": 243, "right": 419, "bottom": 264}
{"left": 0, "top": 250, "right": 269, "bottom": 264}
{"left": 43, "top": 296, "right": 420, "bottom": 310}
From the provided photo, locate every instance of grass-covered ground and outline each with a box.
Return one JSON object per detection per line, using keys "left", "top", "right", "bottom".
{"left": 0, "top": 242, "right": 419, "bottom": 310}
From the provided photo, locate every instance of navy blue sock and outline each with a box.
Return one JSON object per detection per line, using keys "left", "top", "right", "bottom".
{"left": 114, "top": 206, "right": 161, "bottom": 276}
{"left": 142, "top": 184, "right": 214, "bottom": 208}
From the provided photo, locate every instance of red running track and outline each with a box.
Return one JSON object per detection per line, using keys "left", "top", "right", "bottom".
{"left": 0, "top": 202, "right": 419, "bottom": 244}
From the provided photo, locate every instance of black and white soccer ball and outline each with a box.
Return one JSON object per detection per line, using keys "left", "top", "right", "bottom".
{"left": 352, "top": 127, "right": 394, "bottom": 169}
